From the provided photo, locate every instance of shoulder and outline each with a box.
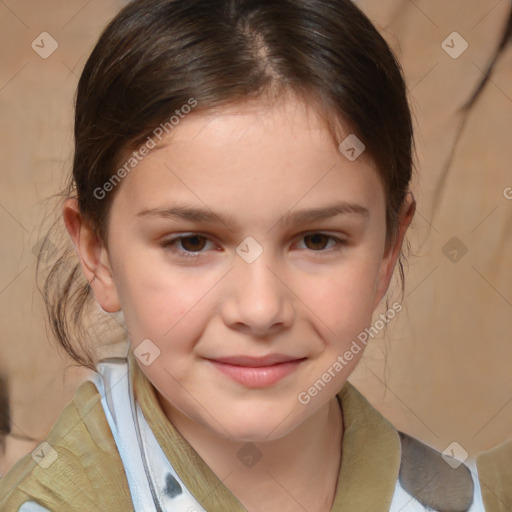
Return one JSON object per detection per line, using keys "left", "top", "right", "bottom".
{"left": 0, "top": 379, "right": 132, "bottom": 512}
{"left": 337, "top": 382, "right": 484, "bottom": 511}
{"left": 475, "top": 437, "right": 512, "bottom": 511}
{"left": 395, "top": 431, "right": 485, "bottom": 512}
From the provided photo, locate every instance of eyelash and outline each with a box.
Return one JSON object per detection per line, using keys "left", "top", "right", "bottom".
{"left": 160, "top": 232, "right": 347, "bottom": 259}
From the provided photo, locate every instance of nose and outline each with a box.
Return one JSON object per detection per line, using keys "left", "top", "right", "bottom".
{"left": 220, "top": 248, "right": 294, "bottom": 337}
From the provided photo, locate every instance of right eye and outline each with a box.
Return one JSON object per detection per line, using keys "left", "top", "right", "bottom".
{"left": 160, "top": 234, "right": 217, "bottom": 258}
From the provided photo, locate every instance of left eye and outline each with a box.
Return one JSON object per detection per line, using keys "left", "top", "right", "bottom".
{"left": 161, "top": 232, "right": 345, "bottom": 258}
{"left": 298, "top": 233, "right": 346, "bottom": 251}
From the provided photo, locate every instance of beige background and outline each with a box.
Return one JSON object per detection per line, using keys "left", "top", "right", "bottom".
{"left": 1, "top": 0, "right": 511, "bottom": 476}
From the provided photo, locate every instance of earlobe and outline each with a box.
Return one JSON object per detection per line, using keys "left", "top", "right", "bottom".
{"left": 373, "top": 192, "right": 416, "bottom": 309}
{"left": 62, "top": 198, "right": 121, "bottom": 313}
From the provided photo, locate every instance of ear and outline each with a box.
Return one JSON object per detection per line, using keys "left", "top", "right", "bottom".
{"left": 373, "top": 192, "right": 416, "bottom": 309}
{"left": 62, "top": 198, "right": 121, "bottom": 313}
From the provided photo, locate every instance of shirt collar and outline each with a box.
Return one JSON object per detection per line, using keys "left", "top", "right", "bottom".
{"left": 128, "top": 349, "right": 401, "bottom": 511}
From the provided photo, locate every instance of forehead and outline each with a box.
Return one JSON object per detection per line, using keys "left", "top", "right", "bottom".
{"left": 111, "top": 96, "right": 385, "bottom": 226}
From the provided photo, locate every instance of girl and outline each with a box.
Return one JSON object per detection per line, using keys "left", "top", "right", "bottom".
{"left": 0, "top": 0, "right": 499, "bottom": 510}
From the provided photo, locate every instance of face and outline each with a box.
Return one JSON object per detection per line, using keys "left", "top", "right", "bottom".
{"left": 68, "top": 96, "right": 413, "bottom": 442}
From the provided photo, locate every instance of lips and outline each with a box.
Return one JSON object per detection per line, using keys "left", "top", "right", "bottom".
{"left": 206, "top": 354, "right": 306, "bottom": 388}
{"left": 209, "top": 354, "right": 304, "bottom": 367}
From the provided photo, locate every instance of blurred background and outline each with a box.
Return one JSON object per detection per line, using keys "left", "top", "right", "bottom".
{"left": 1, "top": 0, "right": 511, "bottom": 476}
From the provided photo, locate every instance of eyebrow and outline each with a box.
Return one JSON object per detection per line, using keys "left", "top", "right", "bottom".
{"left": 136, "top": 200, "right": 369, "bottom": 230}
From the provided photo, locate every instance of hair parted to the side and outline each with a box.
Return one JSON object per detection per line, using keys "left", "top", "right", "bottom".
{"left": 37, "top": 0, "right": 416, "bottom": 370}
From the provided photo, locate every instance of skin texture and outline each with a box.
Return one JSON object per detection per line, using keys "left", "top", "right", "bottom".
{"left": 63, "top": 95, "right": 415, "bottom": 512}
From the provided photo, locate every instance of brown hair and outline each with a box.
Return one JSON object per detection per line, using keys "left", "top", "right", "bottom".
{"left": 38, "top": 0, "right": 415, "bottom": 370}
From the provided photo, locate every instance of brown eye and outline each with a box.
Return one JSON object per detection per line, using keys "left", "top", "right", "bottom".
{"left": 179, "top": 235, "right": 207, "bottom": 252}
{"left": 296, "top": 233, "right": 346, "bottom": 253}
{"left": 161, "top": 234, "right": 214, "bottom": 258}
{"left": 303, "top": 234, "right": 332, "bottom": 251}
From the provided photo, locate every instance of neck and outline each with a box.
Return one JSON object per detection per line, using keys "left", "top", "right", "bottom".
{"left": 158, "top": 393, "right": 344, "bottom": 512}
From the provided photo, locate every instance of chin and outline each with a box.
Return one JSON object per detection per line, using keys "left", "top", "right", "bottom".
{"left": 207, "top": 410, "right": 304, "bottom": 443}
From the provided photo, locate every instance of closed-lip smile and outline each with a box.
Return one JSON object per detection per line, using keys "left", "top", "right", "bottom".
{"left": 208, "top": 354, "right": 306, "bottom": 366}
{"left": 206, "top": 354, "right": 307, "bottom": 387}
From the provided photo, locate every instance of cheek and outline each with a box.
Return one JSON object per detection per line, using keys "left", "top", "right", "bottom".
{"left": 112, "top": 250, "right": 230, "bottom": 352}
{"left": 296, "top": 257, "right": 381, "bottom": 339}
